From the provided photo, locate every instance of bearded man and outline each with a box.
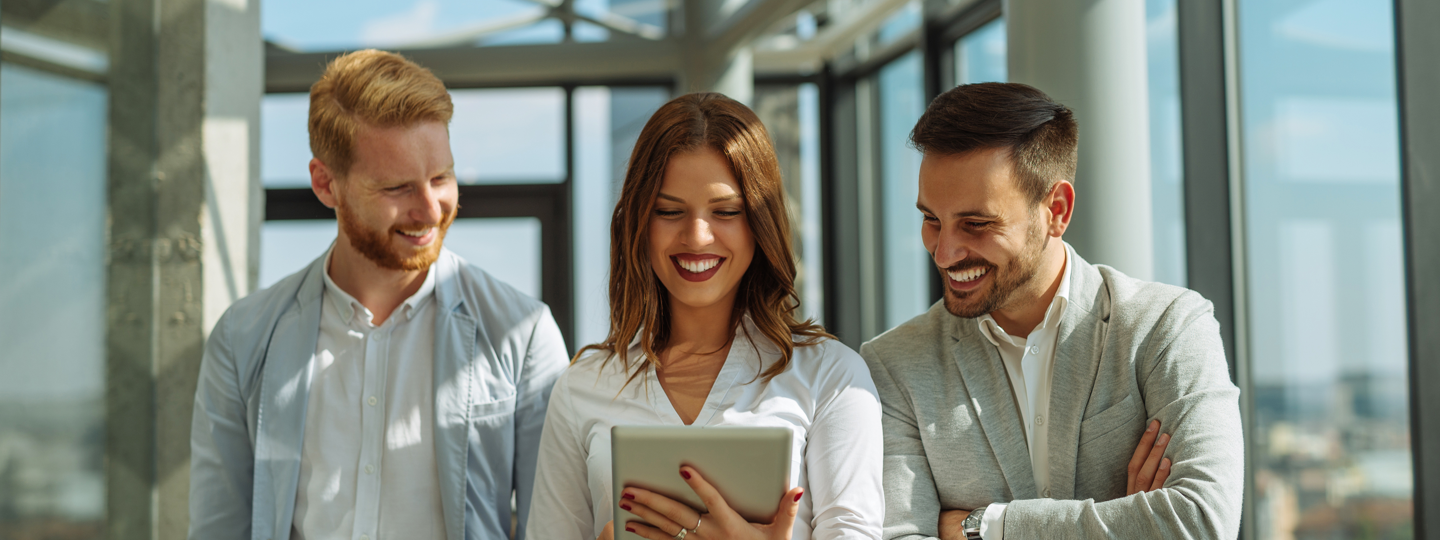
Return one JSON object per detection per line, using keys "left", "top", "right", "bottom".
{"left": 188, "top": 50, "right": 568, "bottom": 540}
{"left": 862, "top": 82, "right": 1243, "bottom": 540}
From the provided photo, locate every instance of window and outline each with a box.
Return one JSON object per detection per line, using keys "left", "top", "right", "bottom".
{"left": 571, "top": 85, "right": 672, "bottom": 346}
{"left": 1236, "top": 0, "right": 1412, "bottom": 537}
{"left": 0, "top": 62, "right": 108, "bottom": 538}
{"left": 1147, "top": 0, "right": 1186, "bottom": 287}
{"left": 953, "top": 17, "right": 1006, "bottom": 85}
{"left": 755, "top": 83, "right": 826, "bottom": 324}
{"left": 876, "top": 51, "right": 932, "bottom": 329}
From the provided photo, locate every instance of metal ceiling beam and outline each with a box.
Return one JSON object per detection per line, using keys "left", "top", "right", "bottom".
{"left": 751, "top": 0, "right": 925, "bottom": 74}
{"left": 260, "top": 0, "right": 931, "bottom": 92}
{"left": 265, "top": 39, "right": 682, "bottom": 92}
{"left": 705, "top": 0, "right": 816, "bottom": 54}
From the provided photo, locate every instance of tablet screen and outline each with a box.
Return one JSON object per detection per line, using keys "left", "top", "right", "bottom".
{"left": 611, "top": 425, "right": 792, "bottom": 538}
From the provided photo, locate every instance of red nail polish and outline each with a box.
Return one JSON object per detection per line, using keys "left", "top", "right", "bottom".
{"left": 626, "top": 526, "right": 636, "bottom": 533}
{"left": 794, "top": 491, "right": 803, "bottom": 502}
{"left": 621, "top": 503, "right": 632, "bottom": 511}
{"left": 622, "top": 492, "right": 635, "bottom": 500}
{"left": 681, "top": 469, "right": 692, "bottom": 479}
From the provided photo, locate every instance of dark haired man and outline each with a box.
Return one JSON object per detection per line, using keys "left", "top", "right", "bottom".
{"left": 862, "top": 82, "right": 1243, "bottom": 539}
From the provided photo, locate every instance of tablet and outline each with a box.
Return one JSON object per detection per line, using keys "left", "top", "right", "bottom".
{"left": 611, "top": 425, "right": 792, "bottom": 539}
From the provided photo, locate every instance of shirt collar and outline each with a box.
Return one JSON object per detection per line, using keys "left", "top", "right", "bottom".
{"left": 976, "top": 247, "right": 1073, "bottom": 346}
{"left": 321, "top": 245, "right": 438, "bottom": 326}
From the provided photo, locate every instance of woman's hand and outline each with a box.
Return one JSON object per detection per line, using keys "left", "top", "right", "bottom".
{"left": 620, "top": 466, "right": 804, "bottom": 540}
{"left": 598, "top": 521, "right": 615, "bottom": 540}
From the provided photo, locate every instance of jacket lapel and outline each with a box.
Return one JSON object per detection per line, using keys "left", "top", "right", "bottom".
{"left": 254, "top": 254, "right": 326, "bottom": 540}
{"left": 1045, "top": 251, "right": 1108, "bottom": 500}
{"left": 431, "top": 250, "right": 477, "bottom": 540}
{"left": 949, "top": 316, "right": 1038, "bottom": 500}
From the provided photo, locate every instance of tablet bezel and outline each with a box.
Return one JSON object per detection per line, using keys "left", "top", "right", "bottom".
{"left": 610, "top": 425, "right": 792, "bottom": 539}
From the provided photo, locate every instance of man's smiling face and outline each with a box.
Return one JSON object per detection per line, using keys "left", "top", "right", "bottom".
{"left": 332, "top": 121, "right": 458, "bottom": 271}
{"left": 918, "top": 147, "right": 1051, "bottom": 319}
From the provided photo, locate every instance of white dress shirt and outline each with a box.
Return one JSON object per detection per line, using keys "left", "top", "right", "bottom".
{"left": 527, "top": 318, "right": 885, "bottom": 540}
{"left": 292, "top": 249, "right": 445, "bottom": 540}
{"left": 973, "top": 250, "right": 1072, "bottom": 540}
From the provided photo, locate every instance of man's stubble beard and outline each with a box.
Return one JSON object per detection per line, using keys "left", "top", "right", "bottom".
{"left": 941, "top": 216, "right": 1049, "bottom": 319}
{"left": 337, "top": 199, "right": 457, "bottom": 271}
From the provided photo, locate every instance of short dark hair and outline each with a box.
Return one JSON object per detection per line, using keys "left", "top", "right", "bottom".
{"left": 910, "top": 82, "right": 1078, "bottom": 204}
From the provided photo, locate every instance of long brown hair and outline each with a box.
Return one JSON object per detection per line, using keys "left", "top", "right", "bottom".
{"left": 576, "top": 92, "right": 831, "bottom": 386}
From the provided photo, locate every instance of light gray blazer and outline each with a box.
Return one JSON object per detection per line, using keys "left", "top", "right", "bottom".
{"left": 862, "top": 249, "right": 1243, "bottom": 539}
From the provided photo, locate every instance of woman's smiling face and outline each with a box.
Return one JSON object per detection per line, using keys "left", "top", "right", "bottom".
{"left": 647, "top": 147, "right": 755, "bottom": 313}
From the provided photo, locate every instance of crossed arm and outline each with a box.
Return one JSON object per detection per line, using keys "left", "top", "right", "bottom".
{"left": 934, "top": 420, "right": 1176, "bottom": 540}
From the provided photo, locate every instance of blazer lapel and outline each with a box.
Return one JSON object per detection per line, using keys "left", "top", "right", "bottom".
{"left": 1045, "top": 252, "right": 1108, "bottom": 500}
{"left": 254, "top": 254, "right": 326, "bottom": 540}
{"left": 431, "top": 251, "right": 477, "bottom": 540}
{"left": 949, "top": 317, "right": 1038, "bottom": 500}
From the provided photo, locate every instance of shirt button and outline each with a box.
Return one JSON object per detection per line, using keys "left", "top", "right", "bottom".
{"left": 365, "top": 464, "right": 374, "bottom": 474}
{"left": 367, "top": 396, "right": 378, "bottom": 406}
{"left": 1044, "top": 488, "right": 1052, "bottom": 497}
{"left": 1037, "top": 415, "right": 1045, "bottom": 426}
{"left": 1029, "top": 346, "right": 1040, "bottom": 354}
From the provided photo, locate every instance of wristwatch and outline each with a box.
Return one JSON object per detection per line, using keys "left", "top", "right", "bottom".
{"left": 961, "top": 506, "right": 986, "bottom": 540}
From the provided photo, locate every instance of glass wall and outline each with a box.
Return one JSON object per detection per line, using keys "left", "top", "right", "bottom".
{"left": 877, "top": 51, "right": 931, "bottom": 329}
{"left": 1147, "top": 0, "right": 1187, "bottom": 287}
{"left": 571, "top": 85, "right": 671, "bottom": 346}
{"left": 755, "top": 83, "right": 825, "bottom": 324}
{"left": 1237, "top": 0, "right": 1412, "bottom": 537}
{"left": 954, "top": 17, "right": 1006, "bottom": 85}
{"left": 0, "top": 62, "right": 108, "bottom": 538}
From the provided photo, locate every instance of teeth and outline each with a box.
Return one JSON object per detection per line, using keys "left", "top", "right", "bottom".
{"left": 678, "top": 257, "right": 720, "bottom": 274}
{"left": 398, "top": 228, "right": 431, "bottom": 238}
{"left": 948, "top": 267, "right": 987, "bottom": 283}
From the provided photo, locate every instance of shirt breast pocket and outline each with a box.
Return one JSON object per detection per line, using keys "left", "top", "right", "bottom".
{"left": 471, "top": 395, "right": 517, "bottom": 426}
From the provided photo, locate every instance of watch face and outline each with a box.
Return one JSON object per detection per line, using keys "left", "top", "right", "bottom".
{"left": 964, "top": 508, "right": 983, "bottom": 528}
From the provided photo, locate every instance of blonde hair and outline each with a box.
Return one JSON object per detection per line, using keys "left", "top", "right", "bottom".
{"left": 308, "top": 49, "right": 454, "bottom": 176}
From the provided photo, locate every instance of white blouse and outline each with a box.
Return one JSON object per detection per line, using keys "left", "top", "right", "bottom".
{"left": 526, "top": 319, "right": 884, "bottom": 540}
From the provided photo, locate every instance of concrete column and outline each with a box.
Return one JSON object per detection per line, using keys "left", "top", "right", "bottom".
{"left": 679, "top": 0, "right": 754, "bottom": 104}
{"left": 1005, "top": 0, "right": 1154, "bottom": 280}
{"left": 106, "top": 0, "right": 261, "bottom": 537}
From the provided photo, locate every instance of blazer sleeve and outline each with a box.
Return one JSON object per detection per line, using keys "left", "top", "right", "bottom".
{"left": 188, "top": 312, "right": 255, "bottom": 540}
{"left": 1000, "top": 293, "right": 1244, "bottom": 539}
{"left": 513, "top": 306, "right": 571, "bottom": 540}
{"left": 862, "top": 342, "right": 945, "bottom": 540}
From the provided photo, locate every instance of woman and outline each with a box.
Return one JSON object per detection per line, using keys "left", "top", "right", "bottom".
{"left": 526, "top": 93, "right": 883, "bottom": 540}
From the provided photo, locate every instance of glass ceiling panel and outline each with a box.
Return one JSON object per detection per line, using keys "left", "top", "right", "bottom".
{"left": 264, "top": 0, "right": 671, "bottom": 52}
{"left": 262, "top": 0, "right": 545, "bottom": 52}
{"left": 574, "top": 0, "right": 670, "bottom": 39}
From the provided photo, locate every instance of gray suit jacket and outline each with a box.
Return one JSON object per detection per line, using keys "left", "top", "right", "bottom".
{"left": 862, "top": 249, "right": 1243, "bottom": 539}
